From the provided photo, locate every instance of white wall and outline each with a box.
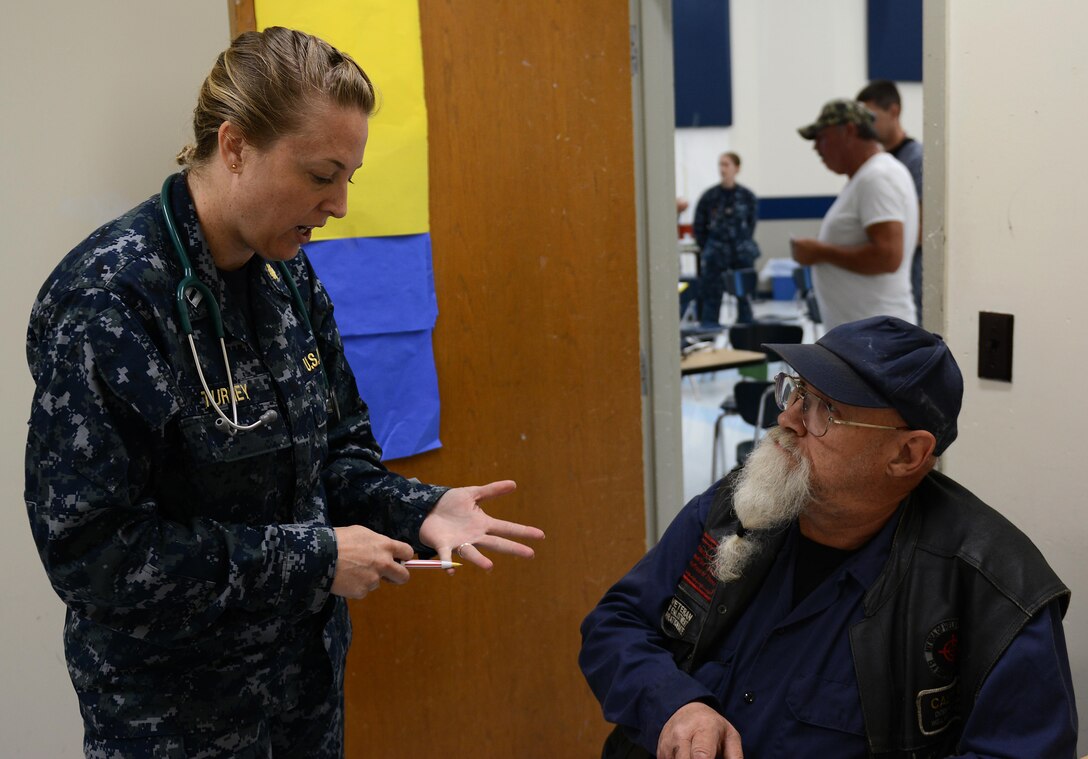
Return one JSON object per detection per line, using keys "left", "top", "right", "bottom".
{"left": 676, "top": 0, "right": 922, "bottom": 241}
{"left": 0, "top": 3, "right": 229, "bottom": 754}
{"left": 940, "top": 1, "right": 1087, "bottom": 751}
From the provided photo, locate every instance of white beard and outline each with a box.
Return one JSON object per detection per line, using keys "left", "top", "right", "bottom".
{"left": 711, "top": 426, "right": 813, "bottom": 583}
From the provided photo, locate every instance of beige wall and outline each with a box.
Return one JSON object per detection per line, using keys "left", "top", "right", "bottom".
{"left": 673, "top": 0, "right": 925, "bottom": 277}
{"left": 936, "top": 0, "right": 1086, "bottom": 752}
{"left": 0, "top": 2, "right": 228, "bottom": 754}
{"left": 4, "top": 1, "right": 1085, "bottom": 755}
{"left": 677, "top": 0, "right": 924, "bottom": 215}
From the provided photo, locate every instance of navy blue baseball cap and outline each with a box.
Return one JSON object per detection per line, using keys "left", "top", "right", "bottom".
{"left": 764, "top": 316, "right": 964, "bottom": 455}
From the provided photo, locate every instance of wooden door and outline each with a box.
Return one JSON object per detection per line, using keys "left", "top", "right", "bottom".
{"left": 234, "top": 2, "right": 645, "bottom": 754}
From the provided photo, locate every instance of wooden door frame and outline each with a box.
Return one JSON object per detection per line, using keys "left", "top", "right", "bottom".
{"left": 629, "top": 0, "right": 683, "bottom": 543}
{"left": 228, "top": 0, "right": 255, "bottom": 38}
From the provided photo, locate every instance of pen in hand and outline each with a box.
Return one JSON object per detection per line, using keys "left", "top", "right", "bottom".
{"left": 400, "top": 559, "right": 462, "bottom": 569}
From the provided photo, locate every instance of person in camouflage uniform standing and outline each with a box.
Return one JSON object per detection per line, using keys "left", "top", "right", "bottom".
{"left": 24, "top": 27, "right": 543, "bottom": 759}
{"left": 692, "top": 152, "right": 761, "bottom": 326}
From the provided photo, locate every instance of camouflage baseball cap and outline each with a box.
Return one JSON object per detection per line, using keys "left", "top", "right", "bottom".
{"left": 797, "top": 99, "right": 875, "bottom": 140}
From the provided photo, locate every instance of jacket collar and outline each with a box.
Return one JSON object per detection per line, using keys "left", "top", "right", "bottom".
{"left": 165, "top": 174, "right": 295, "bottom": 337}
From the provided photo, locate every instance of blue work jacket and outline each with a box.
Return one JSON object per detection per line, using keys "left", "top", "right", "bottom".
{"left": 580, "top": 481, "right": 1078, "bottom": 757}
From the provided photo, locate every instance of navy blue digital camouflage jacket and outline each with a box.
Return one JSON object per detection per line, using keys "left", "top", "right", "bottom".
{"left": 692, "top": 183, "right": 760, "bottom": 266}
{"left": 24, "top": 174, "right": 446, "bottom": 738}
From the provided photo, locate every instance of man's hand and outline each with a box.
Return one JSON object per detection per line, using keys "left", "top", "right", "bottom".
{"left": 330, "top": 525, "right": 414, "bottom": 598}
{"left": 419, "top": 480, "right": 545, "bottom": 572}
{"left": 657, "top": 702, "right": 743, "bottom": 759}
{"left": 791, "top": 222, "right": 903, "bottom": 274}
{"left": 790, "top": 237, "right": 823, "bottom": 266}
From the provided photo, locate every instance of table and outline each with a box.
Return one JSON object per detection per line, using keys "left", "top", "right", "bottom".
{"left": 680, "top": 347, "right": 767, "bottom": 376}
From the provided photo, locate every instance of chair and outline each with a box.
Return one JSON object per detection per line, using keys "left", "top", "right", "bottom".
{"left": 679, "top": 245, "right": 701, "bottom": 325}
{"left": 792, "top": 266, "right": 822, "bottom": 333}
{"left": 710, "top": 322, "right": 803, "bottom": 480}
{"left": 681, "top": 323, "right": 725, "bottom": 357}
{"left": 712, "top": 380, "right": 779, "bottom": 478}
{"left": 734, "top": 380, "right": 779, "bottom": 461}
{"left": 728, "top": 322, "right": 804, "bottom": 363}
{"left": 679, "top": 278, "right": 699, "bottom": 325}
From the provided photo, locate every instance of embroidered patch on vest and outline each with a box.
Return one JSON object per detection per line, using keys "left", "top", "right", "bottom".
{"left": 681, "top": 531, "right": 719, "bottom": 602}
{"left": 664, "top": 597, "right": 695, "bottom": 637}
{"left": 916, "top": 679, "right": 959, "bottom": 736}
{"left": 923, "top": 618, "right": 959, "bottom": 679}
{"left": 663, "top": 531, "right": 722, "bottom": 642}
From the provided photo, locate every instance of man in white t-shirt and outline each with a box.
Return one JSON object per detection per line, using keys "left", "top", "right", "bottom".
{"left": 791, "top": 99, "right": 918, "bottom": 329}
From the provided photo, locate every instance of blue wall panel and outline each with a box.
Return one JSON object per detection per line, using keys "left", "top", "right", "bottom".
{"left": 867, "top": 0, "right": 923, "bottom": 82}
{"left": 306, "top": 234, "right": 441, "bottom": 460}
{"left": 673, "top": 0, "right": 732, "bottom": 127}
{"left": 758, "top": 196, "right": 837, "bottom": 221}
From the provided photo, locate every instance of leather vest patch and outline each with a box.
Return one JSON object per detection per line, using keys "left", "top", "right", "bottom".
{"left": 918, "top": 618, "right": 961, "bottom": 738}
{"left": 682, "top": 531, "right": 719, "bottom": 603}
{"left": 916, "top": 679, "right": 959, "bottom": 736}
{"left": 664, "top": 597, "right": 696, "bottom": 638}
{"left": 662, "top": 531, "right": 719, "bottom": 641}
{"left": 923, "top": 618, "right": 959, "bottom": 679}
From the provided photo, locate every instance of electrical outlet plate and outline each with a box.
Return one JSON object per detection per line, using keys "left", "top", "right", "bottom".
{"left": 978, "top": 312, "right": 1014, "bottom": 382}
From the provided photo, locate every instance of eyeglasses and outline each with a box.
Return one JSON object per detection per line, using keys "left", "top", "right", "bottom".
{"left": 773, "top": 373, "right": 911, "bottom": 438}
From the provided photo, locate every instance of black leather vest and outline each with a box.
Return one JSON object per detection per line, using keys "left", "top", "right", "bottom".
{"left": 603, "top": 470, "right": 1069, "bottom": 759}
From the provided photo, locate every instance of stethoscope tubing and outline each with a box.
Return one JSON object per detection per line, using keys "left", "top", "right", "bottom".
{"left": 160, "top": 173, "right": 335, "bottom": 434}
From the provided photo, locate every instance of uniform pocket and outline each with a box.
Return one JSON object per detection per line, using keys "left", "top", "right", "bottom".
{"left": 177, "top": 401, "right": 291, "bottom": 465}
{"left": 785, "top": 671, "right": 865, "bottom": 736}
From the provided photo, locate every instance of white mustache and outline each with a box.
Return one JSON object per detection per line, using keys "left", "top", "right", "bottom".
{"left": 765, "top": 426, "right": 800, "bottom": 458}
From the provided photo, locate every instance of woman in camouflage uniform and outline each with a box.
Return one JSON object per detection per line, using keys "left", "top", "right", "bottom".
{"left": 25, "top": 27, "right": 543, "bottom": 758}
{"left": 692, "top": 152, "right": 761, "bottom": 326}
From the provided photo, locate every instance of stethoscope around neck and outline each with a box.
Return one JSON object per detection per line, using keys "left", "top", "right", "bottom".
{"left": 160, "top": 174, "right": 336, "bottom": 435}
